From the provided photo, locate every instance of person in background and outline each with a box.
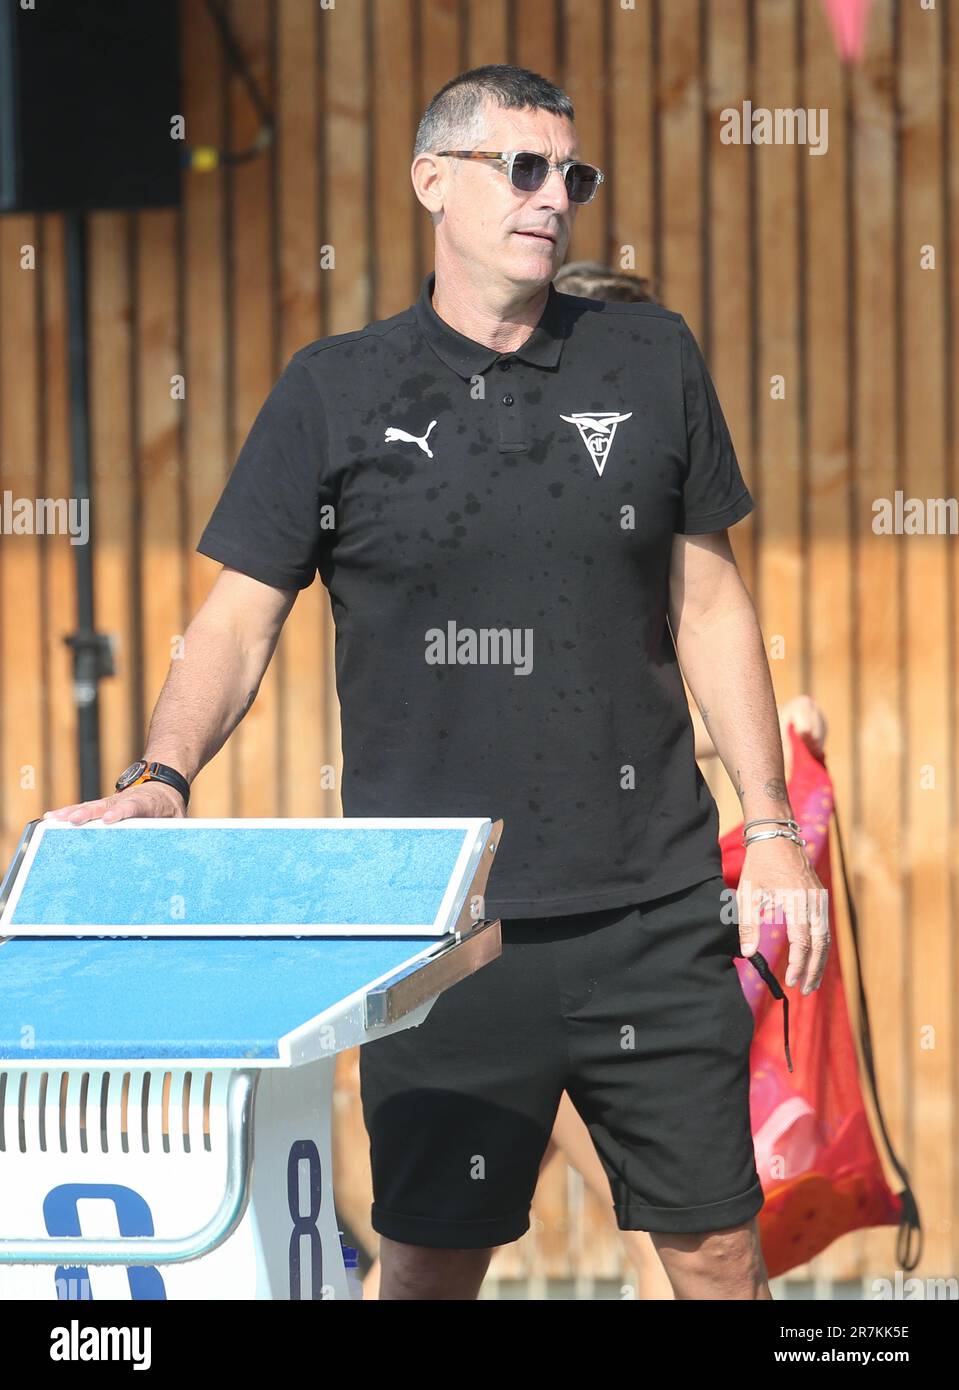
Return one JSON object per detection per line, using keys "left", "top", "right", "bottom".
{"left": 551, "top": 259, "right": 660, "bottom": 303}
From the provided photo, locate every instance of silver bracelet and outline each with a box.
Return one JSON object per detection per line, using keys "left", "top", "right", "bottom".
{"left": 743, "top": 827, "right": 807, "bottom": 848}
{"left": 743, "top": 816, "right": 799, "bottom": 834}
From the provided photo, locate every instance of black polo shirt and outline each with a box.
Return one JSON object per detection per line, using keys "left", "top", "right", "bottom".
{"left": 196, "top": 271, "right": 754, "bottom": 917}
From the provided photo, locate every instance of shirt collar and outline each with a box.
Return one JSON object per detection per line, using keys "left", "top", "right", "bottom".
{"left": 413, "top": 271, "right": 569, "bottom": 378}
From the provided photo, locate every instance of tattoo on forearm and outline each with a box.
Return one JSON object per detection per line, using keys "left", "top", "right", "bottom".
{"left": 700, "top": 704, "right": 711, "bottom": 730}
{"left": 734, "top": 767, "right": 790, "bottom": 807}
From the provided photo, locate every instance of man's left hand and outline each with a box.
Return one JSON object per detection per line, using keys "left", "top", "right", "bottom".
{"left": 736, "top": 837, "right": 830, "bottom": 995}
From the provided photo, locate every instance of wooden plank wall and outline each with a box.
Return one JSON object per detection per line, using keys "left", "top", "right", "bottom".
{"left": 0, "top": 0, "right": 955, "bottom": 1291}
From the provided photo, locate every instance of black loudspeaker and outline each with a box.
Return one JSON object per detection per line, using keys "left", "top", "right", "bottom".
{"left": 0, "top": 0, "right": 181, "bottom": 213}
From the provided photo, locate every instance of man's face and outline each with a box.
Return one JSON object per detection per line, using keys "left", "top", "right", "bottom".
{"left": 425, "top": 102, "right": 586, "bottom": 291}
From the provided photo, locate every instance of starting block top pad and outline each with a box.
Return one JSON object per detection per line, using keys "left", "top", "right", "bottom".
{"left": 0, "top": 818, "right": 493, "bottom": 938}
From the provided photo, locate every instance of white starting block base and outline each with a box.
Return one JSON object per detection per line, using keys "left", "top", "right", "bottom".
{"left": 0, "top": 1057, "right": 411, "bottom": 1300}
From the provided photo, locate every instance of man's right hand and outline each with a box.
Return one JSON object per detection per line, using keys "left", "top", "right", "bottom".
{"left": 42, "top": 781, "right": 187, "bottom": 826}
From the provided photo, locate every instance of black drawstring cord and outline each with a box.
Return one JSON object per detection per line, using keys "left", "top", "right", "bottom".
{"left": 742, "top": 949, "right": 793, "bottom": 1073}
{"left": 830, "top": 800, "right": 923, "bottom": 1270}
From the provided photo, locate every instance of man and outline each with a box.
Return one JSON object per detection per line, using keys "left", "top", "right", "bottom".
{"left": 45, "top": 64, "right": 829, "bottom": 1300}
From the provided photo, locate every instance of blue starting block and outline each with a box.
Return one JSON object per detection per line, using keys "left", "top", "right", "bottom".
{"left": 0, "top": 817, "right": 502, "bottom": 1300}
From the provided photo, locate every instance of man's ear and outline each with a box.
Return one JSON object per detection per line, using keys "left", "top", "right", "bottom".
{"left": 411, "top": 152, "right": 447, "bottom": 214}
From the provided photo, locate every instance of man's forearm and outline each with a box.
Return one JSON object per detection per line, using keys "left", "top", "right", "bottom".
{"left": 673, "top": 597, "right": 793, "bottom": 822}
{"left": 689, "top": 700, "right": 718, "bottom": 760}
{"left": 141, "top": 617, "right": 266, "bottom": 785}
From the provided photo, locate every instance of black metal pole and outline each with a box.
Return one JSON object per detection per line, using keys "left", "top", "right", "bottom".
{"left": 63, "top": 209, "right": 114, "bottom": 801}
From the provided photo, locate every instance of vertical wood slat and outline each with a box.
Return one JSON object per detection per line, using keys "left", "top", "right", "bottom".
{"left": 609, "top": 0, "right": 655, "bottom": 285}
{"left": 561, "top": 0, "right": 605, "bottom": 266}
{"left": 418, "top": 0, "right": 461, "bottom": 286}
{"left": 947, "top": 0, "right": 959, "bottom": 1254}
{"left": 466, "top": 0, "right": 508, "bottom": 68}
{"left": 515, "top": 0, "right": 557, "bottom": 77}
{"left": 851, "top": 0, "right": 908, "bottom": 1277}
{"left": 0, "top": 218, "right": 42, "bottom": 833}
{"left": 371, "top": 1, "right": 417, "bottom": 320}
{"left": 39, "top": 215, "right": 76, "bottom": 817}
{"left": 658, "top": 0, "right": 704, "bottom": 324}
{"left": 754, "top": 2, "right": 804, "bottom": 731}
{"left": 325, "top": 3, "right": 370, "bottom": 334}
{"left": 899, "top": 0, "right": 952, "bottom": 1276}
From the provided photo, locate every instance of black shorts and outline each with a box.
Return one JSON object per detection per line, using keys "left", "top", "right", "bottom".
{"left": 359, "top": 873, "right": 764, "bottom": 1249}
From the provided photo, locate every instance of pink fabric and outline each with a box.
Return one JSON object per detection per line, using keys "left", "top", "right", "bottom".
{"left": 719, "top": 723, "right": 901, "bottom": 1276}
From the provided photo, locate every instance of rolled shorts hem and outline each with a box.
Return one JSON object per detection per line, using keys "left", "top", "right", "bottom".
{"left": 370, "top": 1202, "right": 530, "bottom": 1250}
{"left": 615, "top": 1178, "right": 765, "bottom": 1234}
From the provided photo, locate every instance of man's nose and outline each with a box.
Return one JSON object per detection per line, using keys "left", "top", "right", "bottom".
{"left": 531, "top": 167, "right": 571, "bottom": 213}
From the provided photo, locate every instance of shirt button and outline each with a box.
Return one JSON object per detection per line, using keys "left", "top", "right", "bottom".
{"left": 498, "top": 360, "right": 512, "bottom": 372}
{"left": 502, "top": 393, "right": 514, "bottom": 406}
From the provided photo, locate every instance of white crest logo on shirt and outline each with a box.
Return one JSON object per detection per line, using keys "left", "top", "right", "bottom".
{"left": 560, "top": 411, "right": 633, "bottom": 477}
{"left": 384, "top": 420, "right": 437, "bottom": 458}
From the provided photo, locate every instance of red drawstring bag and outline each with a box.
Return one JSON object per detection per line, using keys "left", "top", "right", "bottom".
{"left": 719, "top": 723, "right": 920, "bottom": 1278}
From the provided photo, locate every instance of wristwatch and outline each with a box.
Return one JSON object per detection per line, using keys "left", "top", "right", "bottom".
{"left": 115, "top": 759, "right": 190, "bottom": 809}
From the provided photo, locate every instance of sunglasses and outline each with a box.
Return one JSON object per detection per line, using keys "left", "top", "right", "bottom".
{"left": 435, "top": 149, "right": 605, "bottom": 204}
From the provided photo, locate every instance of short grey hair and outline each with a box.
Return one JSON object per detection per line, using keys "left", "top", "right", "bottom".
{"left": 413, "top": 64, "right": 575, "bottom": 159}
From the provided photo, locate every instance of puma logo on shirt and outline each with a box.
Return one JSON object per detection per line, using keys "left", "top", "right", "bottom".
{"left": 384, "top": 420, "right": 438, "bottom": 458}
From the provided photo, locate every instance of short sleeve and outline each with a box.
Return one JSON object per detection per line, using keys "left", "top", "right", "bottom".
{"left": 195, "top": 353, "right": 332, "bottom": 590}
{"left": 675, "top": 317, "right": 754, "bottom": 534}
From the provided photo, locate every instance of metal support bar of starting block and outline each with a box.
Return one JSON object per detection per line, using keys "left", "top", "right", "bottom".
{"left": 364, "top": 918, "right": 501, "bottom": 1029}
{"left": 0, "top": 1070, "right": 258, "bottom": 1267}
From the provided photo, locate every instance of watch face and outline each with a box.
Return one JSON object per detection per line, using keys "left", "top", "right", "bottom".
{"left": 116, "top": 760, "right": 146, "bottom": 789}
